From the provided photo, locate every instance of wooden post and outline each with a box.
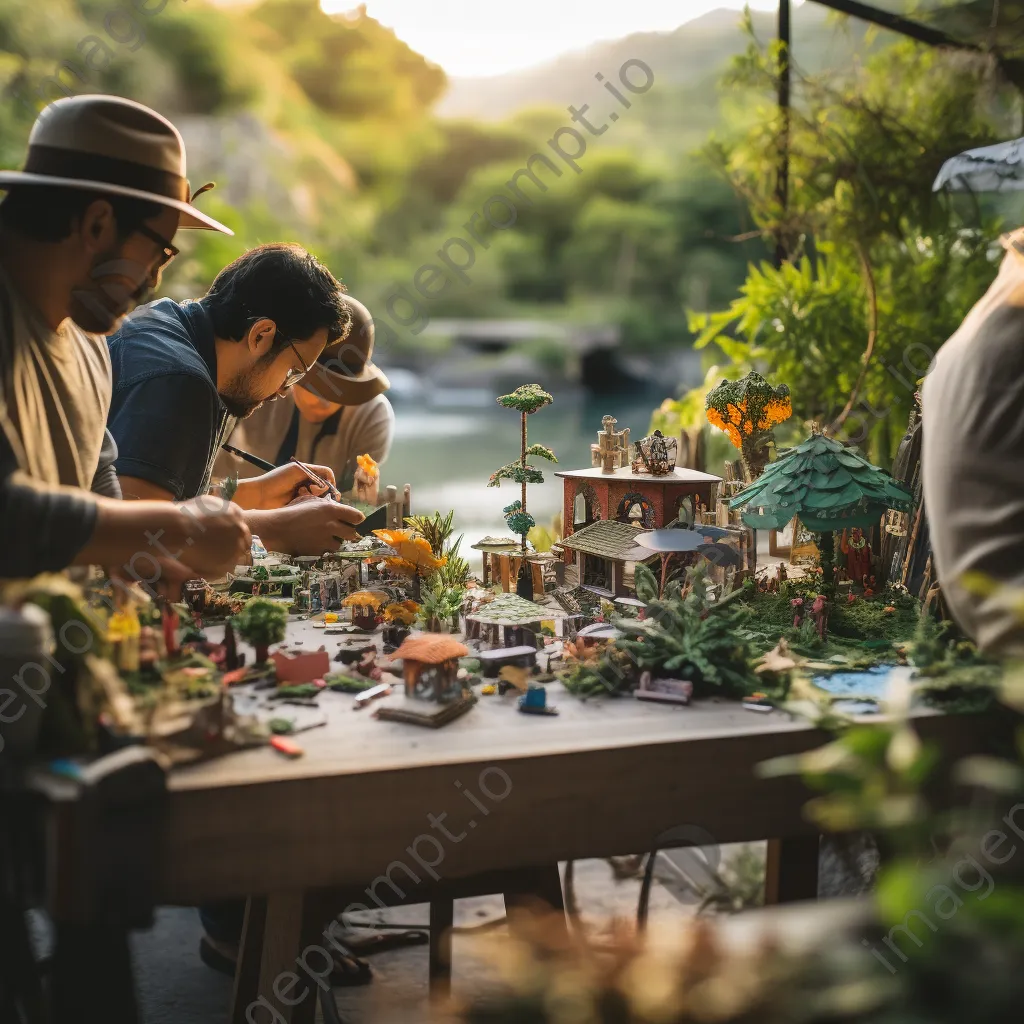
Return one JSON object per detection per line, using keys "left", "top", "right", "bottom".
{"left": 775, "top": 0, "right": 791, "bottom": 267}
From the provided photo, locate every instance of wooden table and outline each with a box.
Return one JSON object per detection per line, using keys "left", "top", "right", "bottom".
{"left": 38, "top": 620, "right": 996, "bottom": 1023}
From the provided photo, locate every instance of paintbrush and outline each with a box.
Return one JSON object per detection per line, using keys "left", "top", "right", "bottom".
{"left": 221, "top": 444, "right": 344, "bottom": 502}
{"left": 289, "top": 456, "right": 344, "bottom": 502}
{"left": 221, "top": 443, "right": 276, "bottom": 473}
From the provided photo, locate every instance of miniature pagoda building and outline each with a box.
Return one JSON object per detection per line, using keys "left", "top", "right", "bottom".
{"left": 592, "top": 415, "right": 631, "bottom": 472}
{"left": 392, "top": 634, "right": 469, "bottom": 702}
{"left": 465, "top": 592, "right": 568, "bottom": 648}
{"left": 559, "top": 416, "right": 722, "bottom": 541}
{"left": 556, "top": 520, "right": 658, "bottom": 598}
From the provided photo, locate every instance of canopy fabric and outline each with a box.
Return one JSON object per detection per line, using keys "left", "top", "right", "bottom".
{"left": 933, "top": 137, "right": 1024, "bottom": 193}
{"left": 729, "top": 433, "right": 914, "bottom": 532}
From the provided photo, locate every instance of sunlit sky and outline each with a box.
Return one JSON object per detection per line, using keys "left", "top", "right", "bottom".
{"left": 322, "top": 1, "right": 803, "bottom": 78}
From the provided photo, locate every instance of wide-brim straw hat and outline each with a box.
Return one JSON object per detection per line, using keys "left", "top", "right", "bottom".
{"left": 298, "top": 294, "right": 389, "bottom": 406}
{"left": 0, "top": 94, "right": 232, "bottom": 234}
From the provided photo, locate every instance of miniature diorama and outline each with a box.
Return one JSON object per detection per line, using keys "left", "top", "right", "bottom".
{"left": 556, "top": 415, "right": 722, "bottom": 579}
{"left": 376, "top": 634, "right": 477, "bottom": 727}
{"left": 342, "top": 589, "right": 389, "bottom": 630}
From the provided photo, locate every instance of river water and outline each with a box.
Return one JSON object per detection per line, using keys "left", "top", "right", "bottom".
{"left": 383, "top": 387, "right": 663, "bottom": 567}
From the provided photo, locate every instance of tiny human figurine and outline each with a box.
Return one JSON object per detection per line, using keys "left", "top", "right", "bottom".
{"left": 791, "top": 596, "right": 805, "bottom": 628}
{"left": 841, "top": 527, "right": 872, "bottom": 583}
{"left": 810, "top": 594, "right": 829, "bottom": 639}
{"left": 161, "top": 602, "right": 180, "bottom": 660}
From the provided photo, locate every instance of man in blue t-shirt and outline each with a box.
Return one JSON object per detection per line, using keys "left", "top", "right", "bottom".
{"left": 107, "top": 244, "right": 364, "bottom": 554}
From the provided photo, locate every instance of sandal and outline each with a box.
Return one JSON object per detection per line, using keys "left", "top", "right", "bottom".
{"left": 199, "top": 935, "right": 373, "bottom": 987}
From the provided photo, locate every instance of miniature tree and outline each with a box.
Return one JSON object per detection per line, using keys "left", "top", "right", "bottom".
{"left": 730, "top": 429, "right": 914, "bottom": 592}
{"left": 373, "top": 528, "right": 446, "bottom": 602}
{"left": 705, "top": 371, "right": 792, "bottom": 480}
{"left": 488, "top": 384, "right": 557, "bottom": 598}
{"left": 233, "top": 597, "right": 288, "bottom": 664}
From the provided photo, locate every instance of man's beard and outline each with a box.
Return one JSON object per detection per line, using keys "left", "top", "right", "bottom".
{"left": 68, "top": 251, "right": 151, "bottom": 334}
{"left": 221, "top": 361, "right": 271, "bottom": 419}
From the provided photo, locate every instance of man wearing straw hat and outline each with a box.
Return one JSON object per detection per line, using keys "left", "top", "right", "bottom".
{"left": 0, "top": 94, "right": 250, "bottom": 582}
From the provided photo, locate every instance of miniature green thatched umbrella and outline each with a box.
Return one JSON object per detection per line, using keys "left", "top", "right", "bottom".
{"left": 729, "top": 432, "right": 914, "bottom": 586}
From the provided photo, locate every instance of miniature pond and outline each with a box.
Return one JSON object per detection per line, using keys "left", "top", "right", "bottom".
{"left": 812, "top": 665, "right": 917, "bottom": 714}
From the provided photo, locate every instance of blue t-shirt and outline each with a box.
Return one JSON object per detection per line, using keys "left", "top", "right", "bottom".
{"left": 107, "top": 299, "right": 236, "bottom": 500}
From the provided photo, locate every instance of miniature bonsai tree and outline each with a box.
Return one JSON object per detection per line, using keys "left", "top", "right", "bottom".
{"left": 488, "top": 384, "right": 557, "bottom": 598}
{"left": 706, "top": 371, "right": 791, "bottom": 480}
{"left": 233, "top": 597, "right": 288, "bottom": 664}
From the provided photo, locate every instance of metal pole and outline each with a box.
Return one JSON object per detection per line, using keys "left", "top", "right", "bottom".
{"left": 776, "top": 0, "right": 792, "bottom": 267}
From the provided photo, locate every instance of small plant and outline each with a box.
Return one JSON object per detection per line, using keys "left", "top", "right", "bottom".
{"left": 233, "top": 597, "right": 288, "bottom": 663}
{"left": 418, "top": 577, "right": 466, "bottom": 632}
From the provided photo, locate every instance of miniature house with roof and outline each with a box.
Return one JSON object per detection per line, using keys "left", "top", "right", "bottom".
{"left": 555, "top": 417, "right": 722, "bottom": 596}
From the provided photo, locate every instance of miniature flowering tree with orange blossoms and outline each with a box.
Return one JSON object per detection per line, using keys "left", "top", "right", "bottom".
{"left": 705, "top": 371, "right": 791, "bottom": 480}
{"left": 373, "top": 528, "right": 446, "bottom": 602}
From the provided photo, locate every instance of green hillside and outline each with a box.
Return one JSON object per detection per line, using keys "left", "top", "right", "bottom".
{"left": 437, "top": 5, "right": 885, "bottom": 123}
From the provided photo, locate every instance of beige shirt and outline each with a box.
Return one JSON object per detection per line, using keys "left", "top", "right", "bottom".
{"left": 922, "top": 230, "right": 1024, "bottom": 656}
{"left": 215, "top": 393, "right": 394, "bottom": 491}
{"left": 0, "top": 262, "right": 110, "bottom": 490}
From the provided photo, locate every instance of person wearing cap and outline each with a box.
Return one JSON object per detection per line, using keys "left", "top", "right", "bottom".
{"left": 218, "top": 294, "right": 393, "bottom": 504}
{"left": 106, "top": 244, "right": 365, "bottom": 554}
{"left": 0, "top": 94, "right": 250, "bottom": 582}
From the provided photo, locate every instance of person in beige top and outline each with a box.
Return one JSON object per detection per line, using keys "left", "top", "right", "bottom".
{"left": 218, "top": 294, "right": 394, "bottom": 504}
{"left": 0, "top": 94, "right": 250, "bottom": 583}
{"left": 922, "top": 228, "right": 1024, "bottom": 657}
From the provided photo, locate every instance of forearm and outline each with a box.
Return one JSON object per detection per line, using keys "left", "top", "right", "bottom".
{"left": 0, "top": 474, "right": 98, "bottom": 577}
{"left": 71, "top": 498, "right": 195, "bottom": 569}
{"left": 242, "top": 508, "right": 290, "bottom": 553}
{"left": 232, "top": 477, "right": 267, "bottom": 511}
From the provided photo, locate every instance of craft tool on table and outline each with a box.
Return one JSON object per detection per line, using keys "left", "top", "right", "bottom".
{"left": 354, "top": 681, "right": 392, "bottom": 708}
{"left": 270, "top": 735, "right": 304, "bottom": 758}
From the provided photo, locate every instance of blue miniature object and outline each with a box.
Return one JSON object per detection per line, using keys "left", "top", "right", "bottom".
{"left": 250, "top": 534, "right": 269, "bottom": 560}
{"left": 518, "top": 683, "right": 558, "bottom": 716}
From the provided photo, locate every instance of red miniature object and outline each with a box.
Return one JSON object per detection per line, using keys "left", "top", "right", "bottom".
{"left": 270, "top": 735, "right": 303, "bottom": 758}
{"left": 810, "top": 594, "right": 829, "bottom": 639}
{"left": 161, "top": 603, "right": 180, "bottom": 659}
{"left": 790, "top": 597, "right": 804, "bottom": 628}
{"left": 313, "top": 678, "right": 327, "bottom": 689}
{"left": 271, "top": 648, "right": 331, "bottom": 685}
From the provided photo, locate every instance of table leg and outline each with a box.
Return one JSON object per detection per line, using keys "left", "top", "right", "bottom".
{"left": 504, "top": 863, "right": 567, "bottom": 943}
{"left": 428, "top": 897, "right": 454, "bottom": 998}
{"left": 254, "top": 889, "right": 321, "bottom": 1024}
{"left": 765, "top": 837, "right": 820, "bottom": 904}
{"left": 230, "top": 895, "right": 267, "bottom": 1024}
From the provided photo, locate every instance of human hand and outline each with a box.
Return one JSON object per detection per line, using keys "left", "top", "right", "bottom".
{"left": 270, "top": 497, "right": 364, "bottom": 555}
{"left": 237, "top": 463, "right": 338, "bottom": 510}
{"left": 174, "top": 496, "right": 253, "bottom": 577}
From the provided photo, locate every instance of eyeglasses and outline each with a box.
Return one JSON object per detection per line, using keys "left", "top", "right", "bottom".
{"left": 280, "top": 341, "right": 316, "bottom": 390}
{"left": 134, "top": 224, "right": 179, "bottom": 269}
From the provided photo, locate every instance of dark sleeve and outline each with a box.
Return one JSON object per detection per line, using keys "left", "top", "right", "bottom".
{"left": 108, "top": 374, "right": 217, "bottom": 500}
{"left": 90, "top": 429, "right": 122, "bottom": 499}
{"left": 0, "top": 432, "right": 98, "bottom": 578}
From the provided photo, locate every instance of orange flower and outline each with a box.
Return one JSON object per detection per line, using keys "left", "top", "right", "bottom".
{"left": 356, "top": 453, "right": 379, "bottom": 479}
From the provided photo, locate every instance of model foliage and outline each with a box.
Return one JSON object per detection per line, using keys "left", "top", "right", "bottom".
{"left": 233, "top": 597, "right": 288, "bottom": 663}
{"left": 705, "top": 371, "right": 791, "bottom": 479}
{"left": 488, "top": 385, "right": 557, "bottom": 559}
